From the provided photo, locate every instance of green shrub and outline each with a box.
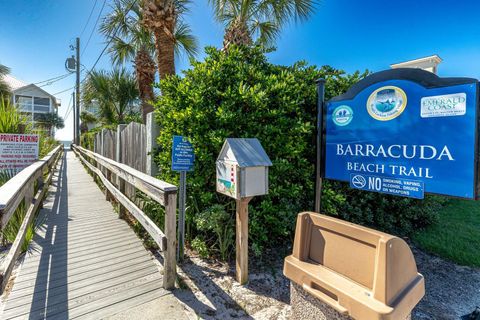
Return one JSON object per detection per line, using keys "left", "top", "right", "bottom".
{"left": 196, "top": 204, "right": 235, "bottom": 261}
{"left": 0, "top": 97, "right": 30, "bottom": 133}
{"left": 153, "top": 46, "right": 445, "bottom": 258}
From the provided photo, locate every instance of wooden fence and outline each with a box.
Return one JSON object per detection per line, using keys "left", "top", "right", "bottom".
{"left": 0, "top": 145, "right": 63, "bottom": 292}
{"left": 72, "top": 144, "right": 178, "bottom": 289}
{"left": 91, "top": 113, "right": 158, "bottom": 176}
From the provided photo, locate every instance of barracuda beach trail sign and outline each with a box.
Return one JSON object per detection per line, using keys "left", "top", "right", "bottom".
{"left": 319, "top": 68, "right": 479, "bottom": 200}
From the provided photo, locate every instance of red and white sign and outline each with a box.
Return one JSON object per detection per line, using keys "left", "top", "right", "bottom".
{"left": 0, "top": 134, "right": 39, "bottom": 173}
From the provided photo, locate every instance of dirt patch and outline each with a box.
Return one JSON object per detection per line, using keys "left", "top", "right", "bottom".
{"left": 166, "top": 245, "right": 480, "bottom": 320}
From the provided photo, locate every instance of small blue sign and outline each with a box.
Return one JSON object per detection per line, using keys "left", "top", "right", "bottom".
{"left": 324, "top": 69, "right": 479, "bottom": 199}
{"left": 350, "top": 174, "right": 424, "bottom": 199}
{"left": 172, "top": 136, "right": 194, "bottom": 172}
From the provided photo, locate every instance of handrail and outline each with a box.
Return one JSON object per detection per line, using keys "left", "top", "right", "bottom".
{"left": 0, "top": 144, "right": 63, "bottom": 292}
{"left": 71, "top": 144, "right": 178, "bottom": 290}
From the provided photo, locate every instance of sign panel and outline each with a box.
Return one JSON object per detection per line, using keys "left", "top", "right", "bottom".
{"left": 350, "top": 174, "right": 424, "bottom": 199}
{"left": 324, "top": 70, "right": 479, "bottom": 199}
{"left": 171, "top": 135, "right": 194, "bottom": 171}
{"left": 0, "top": 134, "right": 39, "bottom": 174}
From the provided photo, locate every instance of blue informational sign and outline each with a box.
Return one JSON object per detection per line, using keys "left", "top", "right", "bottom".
{"left": 324, "top": 69, "right": 479, "bottom": 199}
{"left": 172, "top": 135, "right": 194, "bottom": 171}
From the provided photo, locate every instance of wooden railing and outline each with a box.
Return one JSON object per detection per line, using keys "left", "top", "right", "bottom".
{"left": 71, "top": 144, "right": 178, "bottom": 289}
{"left": 0, "top": 145, "right": 63, "bottom": 292}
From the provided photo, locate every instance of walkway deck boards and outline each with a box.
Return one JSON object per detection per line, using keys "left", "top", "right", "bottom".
{"left": 0, "top": 151, "right": 177, "bottom": 319}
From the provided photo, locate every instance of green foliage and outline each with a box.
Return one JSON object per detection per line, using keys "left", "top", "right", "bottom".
{"left": 191, "top": 237, "right": 209, "bottom": 258}
{"left": 196, "top": 204, "right": 235, "bottom": 260}
{"left": 82, "top": 68, "right": 140, "bottom": 124}
{"left": 209, "top": 0, "right": 318, "bottom": 47}
{"left": 325, "top": 180, "right": 445, "bottom": 235}
{"left": 0, "top": 172, "right": 33, "bottom": 252}
{"left": 0, "top": 64, "right": 11, "bottom": 97}
{"left": 0, "top": 97, "right": 30, "bottom": 133}
{"left": 80, "top": 111, "right": 97, "bottom": 124}
{"left": 153, "top": 46, "right": 445, "bottom": 258}
{"left": 36, "top": 131, "right": 60, "bottom": 158}
{"left": 36, "top": 112, "right": 65, "bottom": 131}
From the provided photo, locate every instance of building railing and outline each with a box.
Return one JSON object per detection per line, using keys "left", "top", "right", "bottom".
{"left": 71, "top": 144, "right": 178, "bottom": 290}
{"left": 0, "top": 145, "right": 63, "bottom": 292}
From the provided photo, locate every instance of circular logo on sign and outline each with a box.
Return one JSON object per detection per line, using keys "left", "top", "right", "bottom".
{"left": 367, "top": 86, "right": 407, "bottom": 121}
{"left": 351, "top": 175, "right": 366, "bottom": 188}
{"left": 332, "top": 105, "right": 353, "bottom": 126}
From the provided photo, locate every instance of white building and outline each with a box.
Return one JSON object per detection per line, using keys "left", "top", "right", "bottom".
{"left": 3, "top": 74, "right": 60, "bottom": 131}
{"left": 390, "top": 55, "right": 442, "bottom": 74}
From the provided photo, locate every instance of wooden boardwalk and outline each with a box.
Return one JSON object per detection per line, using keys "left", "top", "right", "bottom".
{"left": 0, "top": 151, "right": 186, "bottom": 319}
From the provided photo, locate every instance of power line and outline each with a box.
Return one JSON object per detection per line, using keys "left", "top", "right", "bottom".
{"left": 38, "top": 73, "right": 74, "bottom": 88}
{"left": 53, "top": 86, "right": 75, "bottom": 95}
{"left": 82, "top": 0, "right": 107, "bottom": 57}
{"left": 80, "top": 0, "right": 99, "bottom": 38}
{"left": 63, "top": 93, "right": 74, "bottom": 119}
{"left": 34, "top": 73, "right": 72, "bottom": 85}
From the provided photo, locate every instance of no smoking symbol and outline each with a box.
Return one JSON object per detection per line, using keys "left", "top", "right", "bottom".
{"left": 352, "top": 175, "right": 366, "bottom": 188}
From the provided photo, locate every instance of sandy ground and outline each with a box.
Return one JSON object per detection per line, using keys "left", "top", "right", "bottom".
{"left": 162, "top": 246, "right": 480, "bottom": 320}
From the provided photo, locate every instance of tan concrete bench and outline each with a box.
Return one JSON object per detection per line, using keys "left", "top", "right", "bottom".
{"left": 284, "top": 212, "right": 424, "bottom": 320}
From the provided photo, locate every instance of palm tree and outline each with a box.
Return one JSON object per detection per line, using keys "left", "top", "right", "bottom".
{"left": 36, "top": 112, "right": 65, "bottom": 136}
{"left": 82, "top": 68, "right": 139, "bottom": 124}
{"left": 100, "top": 0, "right": 157, "bottom": 123}
{"left": 208, "top": 0, "right": 318, "bottom": 49}
{"left": 0, "top": 64, "right": 11, "bottom": 98}
{"left": 141, "top": 0, "right": 198, "bottom": 79}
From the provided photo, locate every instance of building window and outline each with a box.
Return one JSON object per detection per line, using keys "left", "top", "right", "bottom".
{"left": 33, "top": 97, "right": 50, "bottom": 113}
{"left": 15, "top": 95, "right": 32, "bottom": 112}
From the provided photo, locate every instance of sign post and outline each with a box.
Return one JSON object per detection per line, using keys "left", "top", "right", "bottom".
{"left": 216, "top": 138, "right": 272, "bottom": 284}
{"left": 171, "top": 135, "right": 194, "bottom": 261}
{"left": 314, "top": 78, "right": 326, "bottom": 213}
{"left": 321, "top": 68, "right": 479, "bottom": 199}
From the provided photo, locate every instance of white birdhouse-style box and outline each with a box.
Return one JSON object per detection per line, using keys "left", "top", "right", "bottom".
{"left": 216, "top": 138, "right": 272, "bottom": 200}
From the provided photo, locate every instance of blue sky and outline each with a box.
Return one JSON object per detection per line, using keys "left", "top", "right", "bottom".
{"left": 1, "top": 0, "right": 479, "bottom": 140}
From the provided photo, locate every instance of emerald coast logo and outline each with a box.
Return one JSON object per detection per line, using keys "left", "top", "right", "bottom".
{"left": 332, "top": 105, "right": 353, "bottom": 126}
{"left": 367, "top": 86, "right": 407, "bottom": 121}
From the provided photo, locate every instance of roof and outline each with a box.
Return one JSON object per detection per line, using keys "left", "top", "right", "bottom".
{"left": 217, "top": 138, "right": 272, "bottom": 167}
{"left": 390, "top": 55, "right": 442, "bottom": 68}
{"left": 2, "top": 74, "right": 27, "bottom": 91}
{"left": 1, "top": 74, "right": 58, "bottom": 106}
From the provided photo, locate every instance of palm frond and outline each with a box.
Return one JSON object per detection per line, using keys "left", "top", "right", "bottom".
{"left": 174, "top": 21, "right": 199, "bottom": 58}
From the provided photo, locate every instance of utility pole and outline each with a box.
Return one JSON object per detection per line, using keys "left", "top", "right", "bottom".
{"left": 75, "top": 37, "right": 81, "bottom": 145}
{"left": 72, "top": 92, "right": 76, "bottom": 144}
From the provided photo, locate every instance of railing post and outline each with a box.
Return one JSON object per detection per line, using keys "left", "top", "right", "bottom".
{"left": 116, "top": 124, "right": 127, "bottom": 218}
{"left": 24, "top": 184, "right": 34, "bottom": 209}
{"left": 105, "top": 170, "right": 112, "bottom": 201}
{"left": 146, "top": 112, "right": 159, "bottom": 176}
{"left": 163, "top": 191, "right": 177, "bottom": 290}
{"left": 37, "top": 173, "right": 44, "bottom": 209}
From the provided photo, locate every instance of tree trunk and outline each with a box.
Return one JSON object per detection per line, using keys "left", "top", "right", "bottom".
{"left": 223, "top": 18, "right": 252, "bottom": 50}
{"left": 141, "top": 0, "right": 176, "bottom": 80}
{"left": 135, "top": 49, "right": 156, "bottom": 123}
{"left": 154, "top": 28, "right": 175, "bottom": 80}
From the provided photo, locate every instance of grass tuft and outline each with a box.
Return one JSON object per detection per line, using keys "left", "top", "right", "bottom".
{"left": 412, "top": 199, "right": 480, "bottom": 268}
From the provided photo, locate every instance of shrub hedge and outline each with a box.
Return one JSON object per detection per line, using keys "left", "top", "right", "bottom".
{"left": 153, "top": 46, "right": 445, "bottom": 257}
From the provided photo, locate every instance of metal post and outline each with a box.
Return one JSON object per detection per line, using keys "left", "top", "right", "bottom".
{"left": 177, "top": 171, "right": 186, "bottom": 261}
{"left": 75, "top": 37, "right": 81, "bottom": 145}
{"left": 72, "top": 92, "right": 76, "bottom": 145}
{"left": 314, "top": 79, "right": 326, "bottom": 213}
